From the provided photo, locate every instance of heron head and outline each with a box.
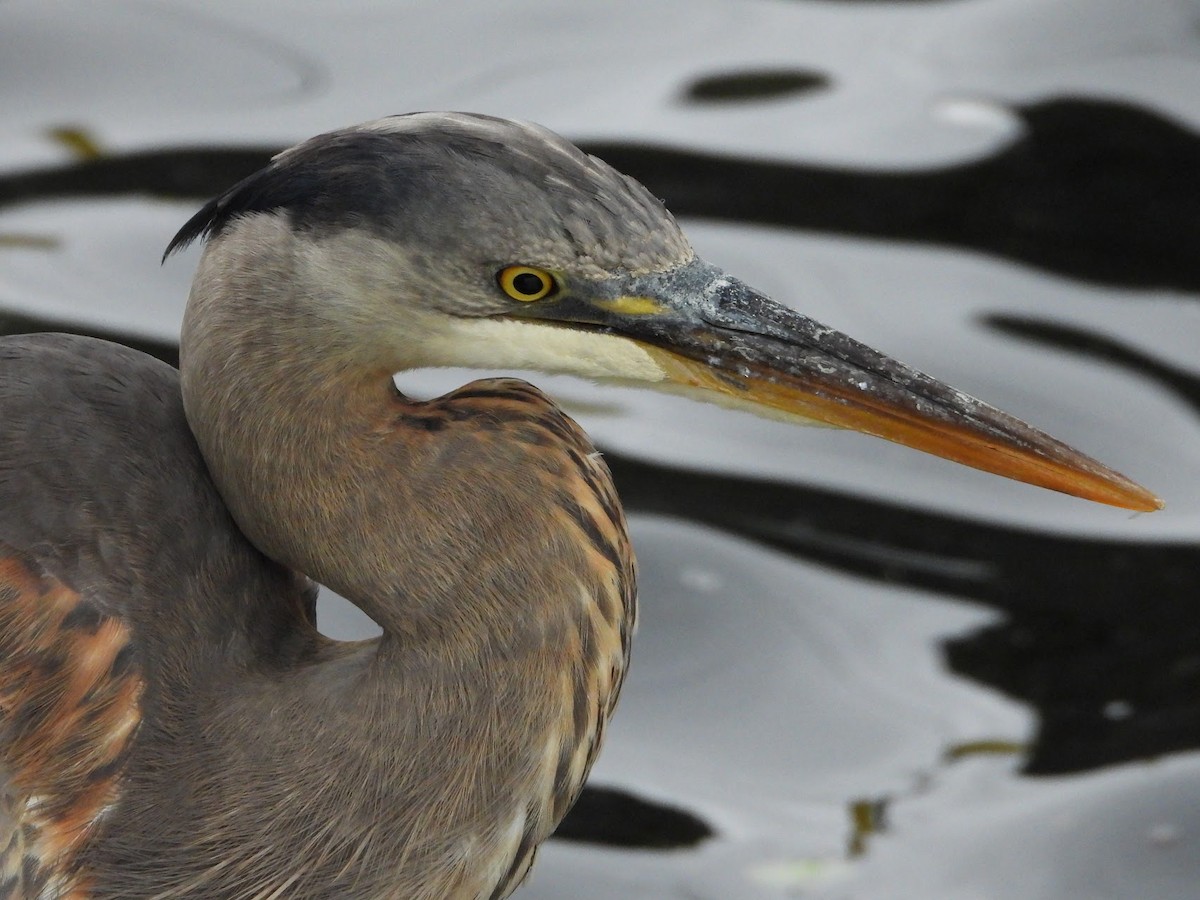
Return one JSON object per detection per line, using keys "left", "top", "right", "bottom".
{"left": 168, "top": 112, "right": 1159, "bottom": 512}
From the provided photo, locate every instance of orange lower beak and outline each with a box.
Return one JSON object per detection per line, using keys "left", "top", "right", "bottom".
{"left": 643, "top": 344, "right": 1161, "bottom": 512}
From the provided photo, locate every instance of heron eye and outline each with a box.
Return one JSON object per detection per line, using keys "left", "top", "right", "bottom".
{"left": 498, "top": 266, "right": 556, "bottom": 302}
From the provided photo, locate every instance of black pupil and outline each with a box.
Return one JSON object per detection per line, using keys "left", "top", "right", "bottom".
{"left": 512, "top": 272, "right": 546, "bottom": 296}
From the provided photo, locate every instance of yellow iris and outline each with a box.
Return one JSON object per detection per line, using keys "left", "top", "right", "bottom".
{"left": 498, "top": 266, "right": 556, "bottom": 302}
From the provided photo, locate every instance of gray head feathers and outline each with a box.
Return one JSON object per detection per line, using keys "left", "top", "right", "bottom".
{"left": 165, "top": 112, "right": 692, "bottom": 278}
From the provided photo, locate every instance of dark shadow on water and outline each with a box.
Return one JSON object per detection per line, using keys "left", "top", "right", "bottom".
{"left": 0, "top": 147, "right": 275, "bottom": 207}
{"left": 681, "top": 69, "right": 829, "bottom": 104}
{"left": 984, "top": 314, "right": 1200, "bottom": 414}
{"left": 553, "top": 785, "right": 714, "bottom": 849}
{"left": 605, "top": 455, "right": 1200, "bottom": 776}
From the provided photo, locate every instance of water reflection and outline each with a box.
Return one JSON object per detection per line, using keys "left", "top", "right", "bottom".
{"left": 589, "top": 98, "right": 1200, "bottom": 292}
{"left": 4, "top": 97, "right": 1196, "bottom": 293}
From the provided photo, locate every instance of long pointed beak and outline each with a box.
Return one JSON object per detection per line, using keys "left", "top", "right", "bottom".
{"left": 515, "top": 259, "right": 1161, "bottom": 512}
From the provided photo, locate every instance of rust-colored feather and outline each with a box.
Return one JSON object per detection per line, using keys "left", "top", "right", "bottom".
{"left": 0, "top": 550, "right": 143, "bottom": 898}
{"left": 424, "top": 379, "right": 638, "bottom": 899}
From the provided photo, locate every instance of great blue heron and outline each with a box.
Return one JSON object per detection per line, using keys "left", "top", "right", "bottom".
{"left": 0, "top": 112, "right": 1158, "bottom": 899}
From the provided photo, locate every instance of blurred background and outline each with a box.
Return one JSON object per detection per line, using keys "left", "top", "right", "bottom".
{"left": 2, "top": 0, "right": 1198, "bottom": 896}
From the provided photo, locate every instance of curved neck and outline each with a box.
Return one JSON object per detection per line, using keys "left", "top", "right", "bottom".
{"left": 178, "top": 217, "right": 630, "bottom": 654}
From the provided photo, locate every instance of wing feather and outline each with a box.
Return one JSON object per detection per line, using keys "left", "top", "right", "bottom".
{"left": 0, "top": 547, "right": 143, "bottom": 898}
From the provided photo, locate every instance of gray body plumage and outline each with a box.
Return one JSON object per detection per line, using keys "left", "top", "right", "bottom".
{"left": 0, "top": 333, "right": 624, "bottom": 899}
{"left": 0, "top": 335, "right": 319, "bottom": 895}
